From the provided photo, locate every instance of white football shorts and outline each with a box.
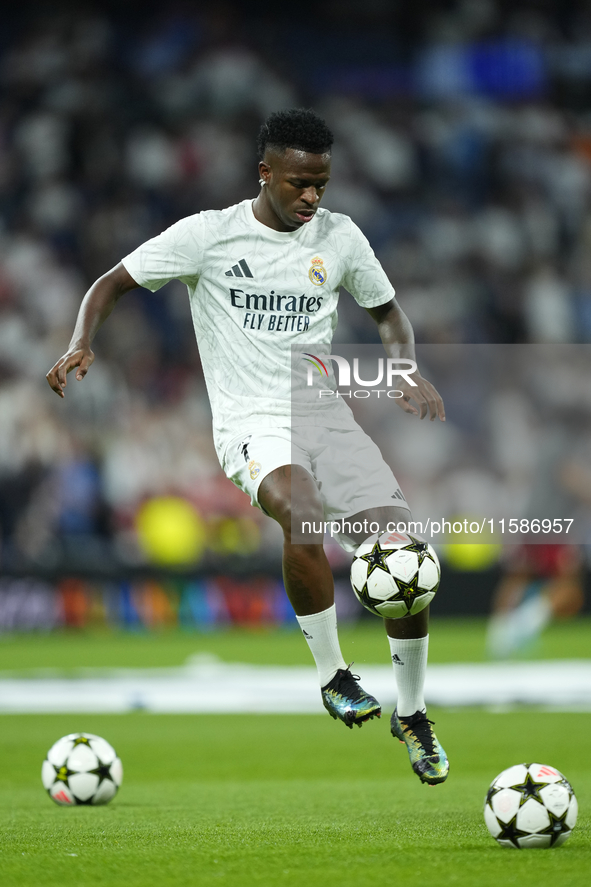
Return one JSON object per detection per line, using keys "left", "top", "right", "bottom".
{"left": 222, "top": 424, "right": 409, "bottom": 551}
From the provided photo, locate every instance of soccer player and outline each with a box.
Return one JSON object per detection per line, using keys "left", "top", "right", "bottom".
{"left": 47, "top": 109, "right": 449, "bottom": 785}
{"left": 487, "top": 543, "right": 585, "bottom": 659}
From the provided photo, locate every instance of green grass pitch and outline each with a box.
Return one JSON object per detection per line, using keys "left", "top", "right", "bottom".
{"left": 1, "top": 619, "right": 590, "bottom": 887}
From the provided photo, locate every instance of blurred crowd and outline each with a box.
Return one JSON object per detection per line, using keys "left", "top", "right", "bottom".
{"left": 0, "top": 574, "right": 301, "bottom": 631}
{"left": 2, "top": 1, "right": 591, "bottom": 575}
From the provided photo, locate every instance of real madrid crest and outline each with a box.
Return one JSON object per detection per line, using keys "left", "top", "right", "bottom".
{"left": 248, "top": 459, "right": 261, "bottom": 480}
{"left": 308, "top": 256, "right": 327, "bottom": 286}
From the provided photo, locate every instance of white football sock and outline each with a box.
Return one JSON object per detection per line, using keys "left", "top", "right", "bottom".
{"left": 388, "top": 635, "right": 429, "bottom": 717}
{"left": 296, "top": 604, "right": 347, "bottom": 687}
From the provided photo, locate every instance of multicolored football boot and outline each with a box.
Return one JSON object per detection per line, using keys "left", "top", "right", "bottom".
{"left": 321, "top": 667, "right": 381, "bottom": 729}
{"left": 390, "top": 709, "right": 449, "bottom": 784}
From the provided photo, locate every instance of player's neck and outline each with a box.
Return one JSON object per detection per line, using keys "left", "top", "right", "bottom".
{"left": 252, "top": 192, "right": 298, "bottom": 233}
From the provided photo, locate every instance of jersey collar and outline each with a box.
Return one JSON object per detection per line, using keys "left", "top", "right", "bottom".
{"left": 245, "top": 199, "right": 312, "bottom": 241}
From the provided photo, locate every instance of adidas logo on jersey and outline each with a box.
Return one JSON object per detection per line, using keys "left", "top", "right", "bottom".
{"left": 391, "top": 489, "right": 405, "bottom": 501}
{"left": 225, "top": 259, "right": 254, "bottom": 278}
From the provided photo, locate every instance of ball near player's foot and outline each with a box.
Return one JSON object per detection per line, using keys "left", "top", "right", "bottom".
{"left": 42, "top": 733, "right": 123, "bottom": 806}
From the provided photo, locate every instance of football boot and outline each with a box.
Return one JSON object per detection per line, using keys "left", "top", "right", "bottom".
{"left": 321, "top": 666, "right": 381, "bottom": 728}
{"left": 391, "top": 708, "right": 449, "bottom": 785}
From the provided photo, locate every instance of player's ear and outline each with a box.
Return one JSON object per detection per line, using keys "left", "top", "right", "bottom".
{"left": 258, "top": 160, "right": 271, "bottom": 186}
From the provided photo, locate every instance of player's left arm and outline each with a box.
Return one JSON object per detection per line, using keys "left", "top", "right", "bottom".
{"left": 366, "top": 298, "right": 445, "bottom": 421}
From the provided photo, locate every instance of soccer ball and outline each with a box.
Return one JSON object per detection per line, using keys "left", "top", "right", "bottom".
{"left": 42, "top": 733, "right": 123, "bottom": 806}
{"left": 484, "top": 763, "right": 578, "bottom": 849}
{"left": 350, "top": 530, "right": 440, "bottom": 618}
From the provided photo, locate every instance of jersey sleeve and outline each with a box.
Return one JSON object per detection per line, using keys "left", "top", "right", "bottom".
{"left": 121, "top": 215, "right": 203, "bottom": 292}
{"left": 340, "top": 219, "right": 395, "bottom": 308}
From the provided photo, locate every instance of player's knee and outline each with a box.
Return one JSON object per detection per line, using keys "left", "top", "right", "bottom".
{"left": 290, "top": 497, "right": 324, "bottom": 539}
{"left": 278, "top": 496, "right": 324, "bottom": 537}
{"left": 259, "top": 465, "right": 323, "bottom": 535}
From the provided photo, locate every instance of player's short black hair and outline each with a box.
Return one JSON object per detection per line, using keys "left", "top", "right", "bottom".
{"left": 257, "top": 108, "right": 334, "bottom": 159}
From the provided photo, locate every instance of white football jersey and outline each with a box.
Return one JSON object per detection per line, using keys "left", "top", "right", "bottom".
{"left": 122, "top": 199, "right": 395, "bottom": 462}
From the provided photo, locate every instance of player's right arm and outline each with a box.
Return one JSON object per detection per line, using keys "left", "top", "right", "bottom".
{"left": 46, "top": 262, "right": 139, "bottom": 398}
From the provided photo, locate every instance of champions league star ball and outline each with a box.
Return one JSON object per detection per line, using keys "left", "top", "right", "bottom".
{"left": 484, "top": 763, "right": 578, "bottom": 849}
{"left": 350, "top": 530, "right": 440, "bottom": 618}
{"left": 42, "top": 733, "right": 123, "bottom": 806}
